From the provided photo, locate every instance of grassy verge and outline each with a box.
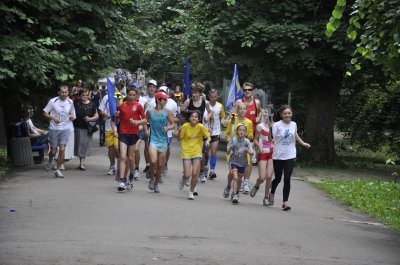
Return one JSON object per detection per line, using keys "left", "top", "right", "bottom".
{"left": 0, "top": 146, "right": 9, "bottom": 176}
{"left": 315, "top": 179, "right": 400, "bottom": 231}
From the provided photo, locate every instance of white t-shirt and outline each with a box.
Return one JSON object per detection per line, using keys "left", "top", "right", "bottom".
{"left": 144, "top": 96, "right": 156, "bottom": 111}
{"left": 164, "top": 98, "right": 177, "bottom": 137}
{"left": 99, "top": 95, "right": 116, "bottom": 132}
{"left": 138, "top": 96, "right": 148, "bottom": 112}
{"left": 43, "top": 97, "right": 75, "bottom": 131}
{"left": 204, "top": 101, "right": 225, "bottom": 136}
{"left": 272, "top": 120, "right": 297, "bottom": 160}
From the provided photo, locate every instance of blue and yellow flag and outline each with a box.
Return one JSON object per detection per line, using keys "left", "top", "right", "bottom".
{"left": 184, "top": 58, "right": 191, "bottom": 101}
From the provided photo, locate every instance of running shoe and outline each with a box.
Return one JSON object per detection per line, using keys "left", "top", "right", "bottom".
{"left": 188, "top": 192, "right": 194, "bottom": 200}
{"left": 232, "top": 194, "right": 239, "bottom": 205}
{"left": 107, "top": 167, "right": 116, "bottom": 175}
{"left": 148, "top": 178, "right": 155, "bottom": 191}
{"left": 243, "top": 180, "right": 250, "bottom": 194}
{"left": 199, "top": 172, "right": 207, "bottom": 183}
{"left": 118, "top": 181, "right": 126, "bottom": 191}
{"left": 162, "top": 166, "right": 168, "bottom": 177}
{"left": 223, "top": 186, "right": 231, "bottom": 198}
{"left": 154, "top": 184, "right": 160, "bottom": 193}
{"left": 251, "top": 155, "right": 257, "bottom": 166}
{"left": 250, "top": 185, "right": 259, "bottom": 197}
{"left": 282, "top": 201, "right": 291, "bottom": 211}
{"left": 209, "top": 171, "right": 217, "bottom": 179}
{"left": 145, "top": 170, "right": 151, "bottom": 179}
{"left": 263, "top": 197, "right": 270, "bottom": 206}
{"left": 52, "top": 164, "right": 58, "bottom": 170}
{"left": 178, "top": 178, "right": 185, "bottom": 190}
{"left": 128, "top": 172, "right": 134, "bottom": 183}
{"left": 203, "top": 166, "right": 209, "bottom": 177}
{"left": 133, "top": 169, "right": 140, "bottom": 181}
{"left": 54, "top": 169, "right": 64, "bottom": 178}
{"left": 268, "top": 192, "right": 275, "bottom": 205}
{"left": 193, "top": 187, "right": 198, "bottom": 196}
{"left": 45, "top": 161, "right": 53, "bottom": 171}
{"left": 143, "top": 165, "right": 150, "bottom": 173}
{"left": 60, "top": 164, "right": 65, "bottom": 171}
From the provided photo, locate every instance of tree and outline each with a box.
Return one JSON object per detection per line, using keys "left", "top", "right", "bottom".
{"left": 137, "top": 0, "right": 350, "bottom": 165}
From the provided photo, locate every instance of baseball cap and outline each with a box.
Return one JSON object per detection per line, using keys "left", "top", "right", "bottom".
{"left": 158, "top": 86, "right": 168, "bottom": 93}
{"left": 132, "top": 82, "right": 141, "bottom": 88}
{"left": 155, "top": 91, "right": 169, "bottom": 101}
{"left": 148, "top": 79, "right": 157, "bottom": 86}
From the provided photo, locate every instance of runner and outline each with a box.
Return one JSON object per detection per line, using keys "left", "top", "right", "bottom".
{"left": 142, "top": 80, "right": 157, "bottom": 174}
{"left": 227, "top": 124, "right": 254, "bottom": 204}
{"left": 270, "top": 105, "right": 311, "bottom": 210}
{"left": 177, "top": 110, "right": 211, "bottom": 200}
{"left": 146, "top": 92, "right": 175, "bottom": 193}
{"left": 203, "top": 89, "right": 226, "bottom": 179}
{"left": 158, "top": 86, "right": 178, "bottom": 180}
{"left": 99, "top": 93, "right": 119, "bottom": 176}
{"left": 115, "top": 87, "right": 147, "bottom": 191}
{"left": 250, "top": 109, "right": 274, "bottom": 205}
{"left": 181, "top": 82, "right": 213, "bottom": 182}
{"left": 43, "top": 85, "right": 76, "bottom": 178}
{"left": 223, "top": 102, "right": 253, "bottom": 198}
{"left": 133, "top": 82, "right": 147, "bottom": 180}
{"left": 233, "top": 82, "right": 261, "bottom": 193}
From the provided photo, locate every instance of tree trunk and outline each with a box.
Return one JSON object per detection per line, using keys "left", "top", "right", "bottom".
{"left": 299, "top": 78, "right": 340, "bottom": 166}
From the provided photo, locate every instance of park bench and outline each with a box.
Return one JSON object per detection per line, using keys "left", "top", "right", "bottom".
{"left": 9, "top": 122, "right": 48, "bottom": 166}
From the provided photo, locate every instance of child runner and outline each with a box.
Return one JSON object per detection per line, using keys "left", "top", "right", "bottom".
{"left": 270, "top": 105, "right": 310, "bottom": 210}
{"left": 177, "top": 110, "right": 211, "bottom": 200}
{"left": 115, "top": 87, "right": 147, "bottom": 191}
{"left": 223, "top": 102, "right": 253, "bottom": 198}
{"left": 203, "top": 89, "right": 226, "bottom": 179}
{"left": 146, "top": 92, "right": 175, "bottom": 193}
{"left": 227, "top": 124, "right": 254, "bottom": 204}
{"left": 250, "top": 109, "right": 274, "bottom": 205}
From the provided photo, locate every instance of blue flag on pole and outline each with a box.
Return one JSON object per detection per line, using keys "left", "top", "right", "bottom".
{"left": 184, "top": 58, "right": 191, "bottom": 101}
{"left": 107, "top": 77, "right": 117, "bottom": 120}
{"left": 225, "top": 64, "right": 242, "bottom": 112}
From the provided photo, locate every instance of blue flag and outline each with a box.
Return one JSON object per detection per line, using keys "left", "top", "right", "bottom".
{"left": 184, "top": 58, "right": 191, "bottom": 101}
{"left": 225, "top": 64, "right": 242, "bottom": 112}
{"left": 107, "top": 77, "right": 117, "bottom": 120}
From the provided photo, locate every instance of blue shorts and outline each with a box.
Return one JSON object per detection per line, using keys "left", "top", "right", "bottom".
{"left": 149, "top": 142, "right": 168, "bottom": 153}
{"left": 119, "top": 134, "right": 139, "bottom": 146}
{"left": 182, "top": 157, "right": 202, "bottom": 161}
{"left": 167, "top": 137, "right": 173, "bottom": 149}
{"left": 230, "top": 163, "right": 246, "bottom": 174}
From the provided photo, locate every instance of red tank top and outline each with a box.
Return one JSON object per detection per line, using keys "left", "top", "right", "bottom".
{"left": 242, "top": 98, "right": 257, "bottom": 129}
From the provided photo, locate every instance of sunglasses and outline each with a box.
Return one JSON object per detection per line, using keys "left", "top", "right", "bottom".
{"left": 244, "top": 89, "right": 253, "bottom": 92}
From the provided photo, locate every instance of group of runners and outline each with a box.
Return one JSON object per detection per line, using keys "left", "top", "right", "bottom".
{"left": 42, "top": 80, "right": 311, "bottom": 210}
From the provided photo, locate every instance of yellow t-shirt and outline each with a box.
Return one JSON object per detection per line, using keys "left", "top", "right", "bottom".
{"left": 225, "top": 116, "right": 253, "bottom": 140}
{"left": 181, "top": 122, "right": 210, "bottom": 158}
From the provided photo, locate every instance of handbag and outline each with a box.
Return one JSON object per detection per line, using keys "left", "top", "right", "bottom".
{"left": 87, "top": 121, "right": 98, "bottom": 134}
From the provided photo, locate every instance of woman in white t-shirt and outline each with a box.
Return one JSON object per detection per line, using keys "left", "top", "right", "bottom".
{"left": 269, "top": 105, "right": 310, "bottom": 211}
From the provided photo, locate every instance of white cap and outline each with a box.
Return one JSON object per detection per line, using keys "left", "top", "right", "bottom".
{"left": 159, "top": 86, "right": 168, "bottom": 93}
{"left": 148, "top": 79, "right": 157, "bottom": 86}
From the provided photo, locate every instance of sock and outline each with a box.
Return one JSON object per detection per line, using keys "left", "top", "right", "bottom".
{"left": 210, "top": 155, "right": 217, "bottom": 171}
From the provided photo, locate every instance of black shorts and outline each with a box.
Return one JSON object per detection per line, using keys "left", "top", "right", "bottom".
{"left": 210, "top": 135, "right": 220, "bottom": 143}
{"left": 119, "top": 134, "right": 139, "bottom": 146}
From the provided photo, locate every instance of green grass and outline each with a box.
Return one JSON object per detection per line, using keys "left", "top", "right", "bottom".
{"left": 315, "top": 179, "right": 400, "bottom": 230}
{"left": 0, "top": 147, "right": 9, "bottom": 176}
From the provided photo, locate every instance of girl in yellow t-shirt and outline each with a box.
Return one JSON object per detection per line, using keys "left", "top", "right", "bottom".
{"left": 177, "top": 110, "right": 211, "bottom": 200}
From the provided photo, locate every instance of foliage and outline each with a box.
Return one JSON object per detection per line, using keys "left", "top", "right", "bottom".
{"left": 316, "top": 179, "right": 400, "bottom": 230}
{"left": 0, "top": 147, "right": 9, "bottom": 177}
{"left": 0, "top": 0, "right": 133, "bottom": 101}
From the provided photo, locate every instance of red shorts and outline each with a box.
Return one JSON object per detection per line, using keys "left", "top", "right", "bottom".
{"left": 258, "top": 152, "right": 273, "bottom": 161}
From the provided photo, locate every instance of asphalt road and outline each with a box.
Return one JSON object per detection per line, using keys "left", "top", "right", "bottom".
{"left": 0, "top": 136, "right": 399, "bottom": 265}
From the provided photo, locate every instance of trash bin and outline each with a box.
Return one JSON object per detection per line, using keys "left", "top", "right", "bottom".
{"left": 10, "top": 137, "right": 34, "bottom": 166}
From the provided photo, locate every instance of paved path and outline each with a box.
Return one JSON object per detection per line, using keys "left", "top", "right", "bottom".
{"left": 0, "top": 136, "right": 399, "bottom": 265}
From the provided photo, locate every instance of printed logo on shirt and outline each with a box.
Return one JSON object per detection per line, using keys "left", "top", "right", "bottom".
{"left": 133, "top": 105, "right": 137, "bottom": 112}
{"left": 283, "top": 129, "right": 294, "bottom": 145}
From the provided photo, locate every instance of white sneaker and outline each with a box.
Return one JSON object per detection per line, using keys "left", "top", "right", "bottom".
{"left": 148, "top": 178, "right": 155, "bottom": 190}
{"left": 107, "top": 167, "right": 116, "bottom": 175}
{"left": 54, "top": 169, "right": 64, "bottom": 178}
{"left": 188, "top": 192, "right": 194, "bottom": 200}
{"left": 232, "top": 194, "right": 239, "bottom": 204}
{"left": 45, "top": 162, "right": 53, "bottom": 171}
{"left": 118, "top": 181, "right": 126, "bottom": 191}
{"left": 178, "top": 179, "right": 185, "bottom": 190}
{"left": 243, "top": 181, "right": 250, "bottom": 194}
{"left": 199, "top": 172, "right": 207, "bottom": 183}
{"left": 162, "top": 166, "right": 168, "bottom": 177}
{"left": 251, "top": 155, "right": 257, "bottom": 164}
{"left": 60, "top": 164, "right": 65, "bottom": 171}
{"left": 193, "top": 187, "right": 198, "bottom": 196}
{"left": 133, "top": 169, "right": 140, "bottom": 181}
